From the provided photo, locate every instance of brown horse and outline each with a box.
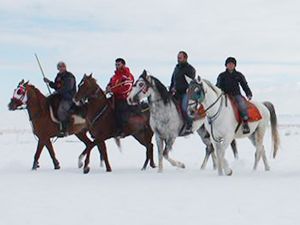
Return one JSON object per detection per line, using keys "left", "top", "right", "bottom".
{"left": 73, "top": 74, "right": 156, "bottom": 173}
{"left": 8, "top": 80, "right": 103, "bottom": 170}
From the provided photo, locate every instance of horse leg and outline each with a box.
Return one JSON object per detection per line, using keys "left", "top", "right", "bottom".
{"left": 214, "top": 142, "right": 224, "bottom": 176}
{"left": 133, "top": 129, "right": 155, "bottom": 170}
{"left": 211, "top": 149, "right": 218, "bottom": 170}
{"left": 261, "top": 145, "right": 270, "bottom": 171}
{"left": 155, "top": 135, "right": 164, "bottom": 173}
{"left": 75, "top": 132, "right": 97, "bottom": 169}
{"left": 197, "top": 126, "right": 213, "bottom": 169}
{"left": 230, "top": 139, "right": 239, "bottom": 159}
{"left": 200, "top": 147, "right": 210, "bottom": 170}
{"left": 253, "top": 127, "right": 270, "bottom": 171}
{"left": 32, "top": 140, "right": 45, "bottom": 170}
{"left": 45, "top": 140, "right": 60, "bottom": 170}
{"left": 97, "top": 141, "right": 112, "bottom": 172}
{"left": 163, "top": 138, "right": 185, "bottom": 169}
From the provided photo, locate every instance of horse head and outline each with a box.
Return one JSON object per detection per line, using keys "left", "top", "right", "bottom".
{"left": 8, "top": 79, "right": 30, "bottom": 111}
{"left": 186, "top": 75, "right": 206, "bottom": 115}
{"left": 74, "top": 73, "right": 104, "bottom": 104}
{"left": 128, "top": 70, "right": 153, "bottom": 105}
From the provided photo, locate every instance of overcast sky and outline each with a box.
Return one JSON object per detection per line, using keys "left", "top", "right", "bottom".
{"left": 1, "top": 0, "right": 300, "bottom": 115}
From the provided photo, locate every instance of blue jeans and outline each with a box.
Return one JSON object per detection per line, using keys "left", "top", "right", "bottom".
{"left": 181, "top": 94, "right": 192, "bottom": 123}
{"left": 233, "top": 95, "right": 248, "bottom": 121}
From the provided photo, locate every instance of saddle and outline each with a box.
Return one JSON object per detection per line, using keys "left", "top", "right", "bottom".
{"left": 47, "top": 94, "right": 85, "bottom": 125}
{"left": 228, "top": 96, "right": 262, "bottom": 123}
{"left": 173, "top": 97, "right": 206, "bottom": 121}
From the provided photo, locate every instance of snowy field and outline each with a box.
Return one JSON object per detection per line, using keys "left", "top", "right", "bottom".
{"left": 1, "top": 112, "right": 300, "bottom": 225}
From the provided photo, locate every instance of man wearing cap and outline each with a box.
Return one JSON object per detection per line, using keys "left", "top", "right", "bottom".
{"left": 216, "top": 57, "right": 252, "bottom": 134}
{"left": 44, "top": 61, "right": 76, "bottom": 137}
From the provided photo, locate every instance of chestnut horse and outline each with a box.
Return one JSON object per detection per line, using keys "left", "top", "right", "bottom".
{"left": 8, "top": 80, "right": 102, "bottom": 170}
{"left": 73, "top": 74, "right": 156, "bottom": 173}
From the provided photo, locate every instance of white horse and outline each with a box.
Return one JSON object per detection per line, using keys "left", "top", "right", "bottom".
{"left": 185, "top": 76, "right": 280, "bottom": 176}
{"left": 127, "top": 70, "right": 237, "bottom": 172}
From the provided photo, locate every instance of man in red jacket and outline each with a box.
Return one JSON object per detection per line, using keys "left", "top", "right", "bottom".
{"left": 106, "top": 58, "right": 134, "bottom": 136}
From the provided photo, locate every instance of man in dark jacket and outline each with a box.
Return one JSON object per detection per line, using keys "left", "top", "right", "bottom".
{"left": 216, "top": 57, "right": 252, "bottom": 134}
{"left": 170, "top": 51, "right": 196, "bottom": 134}
{"left": 44, "top": 61, "right": 76, "bottom": 137}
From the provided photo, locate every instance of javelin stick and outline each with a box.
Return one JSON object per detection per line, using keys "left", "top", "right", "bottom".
{"left": 34, "top": 53, "right": 52, "bottom": 94}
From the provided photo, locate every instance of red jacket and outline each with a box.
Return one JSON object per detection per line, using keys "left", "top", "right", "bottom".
{"left": 107, "top": 67, "right": 134, "bottom": 100}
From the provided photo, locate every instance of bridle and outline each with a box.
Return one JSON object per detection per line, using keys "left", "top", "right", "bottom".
{"left": 78, "top": 81, "right": 109, "bottom": 127}
{"left": 188, "top": 80, "right": 225, "bottom": 143}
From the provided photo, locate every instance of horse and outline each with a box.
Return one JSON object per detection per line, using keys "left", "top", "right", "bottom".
{"left": 127, "top": 70, "right": 238, "bottom": 172}
{"left": 185, "top": 76, "right": 280, "bottom": 176}
{"left": 73, "top": 73, "right": 156, "bottom": 173}
{"left": 8, "top": 80, "right": 103, "bottom": 170}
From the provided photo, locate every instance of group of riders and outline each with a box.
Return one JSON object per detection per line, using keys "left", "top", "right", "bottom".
{"left": 44, "top": 51, "right": 253, "bottom": 137}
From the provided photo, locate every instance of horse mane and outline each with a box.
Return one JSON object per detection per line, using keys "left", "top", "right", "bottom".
{"left": 27, "top": 84, "right": 47, "bottom": 114}
{"left": 88, "top": 77, "right": 106, "bottom": 97}
{"left": 202, "top": 79, "right": 221, "bottom": 95}
{"left": 149, "top": 76, "right": 171, "bottom": 105}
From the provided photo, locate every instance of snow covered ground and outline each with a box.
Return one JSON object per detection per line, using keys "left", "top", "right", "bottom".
{"left": 1, "top": 111, "right": 300, "bottom": 225}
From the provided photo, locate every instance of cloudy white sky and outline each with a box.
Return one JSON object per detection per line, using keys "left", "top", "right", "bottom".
{"left": 1, "top": 0, "right": 300, "bottom": 114}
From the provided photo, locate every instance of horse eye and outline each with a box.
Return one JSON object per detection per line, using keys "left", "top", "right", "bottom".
{"left": 17, "top": 89, "right": 23, "bottom": 95}
{"left": 138, "top": 83, "right": 144, "bottom": 87}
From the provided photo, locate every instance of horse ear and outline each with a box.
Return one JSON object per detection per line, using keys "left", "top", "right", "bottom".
{"left": 197, "top": 75, "right": 201, "bottom": 83}
{"left": 90, "top": 73, "right": 93, "bottom": 77}
{"left": 19, "top": 79, "right": 24, "bottom": 85}
{"left": 83, "top": 73, "right": 87, "bottom": 78}
{"left": 142, "top": 70, "right": 147, "bottom": 77}
{"left": 24, "top": 80, "right": 29, "bottom": 87}
{"left": 185, "top": 75, "right": 193, "bottom": 84}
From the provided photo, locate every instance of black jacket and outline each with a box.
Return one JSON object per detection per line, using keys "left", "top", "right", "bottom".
{"left": 170, "top": 62, "right": 196, "bottom": 96}
{"left": 216, "top": 69, "right": 252, "bottom": 97}
{"left": 49, "top": 71, "right": 76, "bottom": 100}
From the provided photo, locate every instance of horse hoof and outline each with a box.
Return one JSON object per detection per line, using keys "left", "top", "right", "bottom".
{"left": 150, "top": 163, "right": 156, "bottom": 168}
{"left": 180, "top": 163, "right": 185, "bottom": 169}
{"left": 141, "top": 167, "right": 146, "bottom": 171}
{"left": 265, "top": 167, "right": 270, "bottom": 171}
{"left": 226, "top": 169, "right": 233, "bottom": 176}
{"left": 83, "top": 167, "right": 90, "bottom": 174}
{"left": 106, "top": 168, "right": 112, "bottom": 172}
{"left": 54, "top": 165, "right": 61, "bottom": 170}
{"left": 32, "top": 162, "right": 39, "bottom": 170}
{"left": 78, "top": 161, "right": 83, "bottom": 169}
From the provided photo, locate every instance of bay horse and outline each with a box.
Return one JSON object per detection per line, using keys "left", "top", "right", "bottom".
{"left": 186, "top": 76, "right": 280, "bottom": 176}
{"left": 73, "top": 74, "right": 156, "bottom": 173}
{"left": 8, "top": 80, "right": 102, "bottom": 170}
{"left": 127, "top": 70, "right": 237, "bottom": 172}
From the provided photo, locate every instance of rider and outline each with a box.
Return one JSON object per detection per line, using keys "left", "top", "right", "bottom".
{"left": 170, "top": 51, "right": 196, "bottom": 134}
{"left": 44, "top": 61, "right": 76, "bottom": 137}
{"left": 106, "top": 58, "right": 134, "bottom": 136}
{"left": 216, "top": 57, "right": 252, "bottom": 134}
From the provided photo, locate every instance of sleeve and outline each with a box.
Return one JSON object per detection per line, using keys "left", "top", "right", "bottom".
{"left": 216, "top": 74, "right": 222, "bottom": 88}
{"left": 186, "top": 65, "right": 196, "bottom": 79}
{"left": 239, "top": 73, "right": 253, "bottom": 97}
{"left": 49, "top": 81, "right": 56, "bottom": 89}
{"left": 170, "top": 68, "right": 176, "bottom": 90}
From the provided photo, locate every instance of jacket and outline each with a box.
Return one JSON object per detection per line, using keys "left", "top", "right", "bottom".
{"left": 49, "top": 71, "right": 76, "bottom": 100}
{"left": 107, "top": 67, "right": 134, "bottom": 100}
{"left": 216, "top": 69, "right": 252, "bottom": 97}
{"left": 170, "top": 62, "right": 196, "bottom": 96}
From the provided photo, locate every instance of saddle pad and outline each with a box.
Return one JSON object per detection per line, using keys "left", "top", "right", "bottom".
{"left": 229, "top": 96, "right": 262, "bottom": 123}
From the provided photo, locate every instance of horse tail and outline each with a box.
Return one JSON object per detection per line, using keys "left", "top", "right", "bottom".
{"left": 263, "top": 101, "right": 280, "bottom": 158}
{"left": 114, "top": 138, "right": 122, "bottom": 152}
